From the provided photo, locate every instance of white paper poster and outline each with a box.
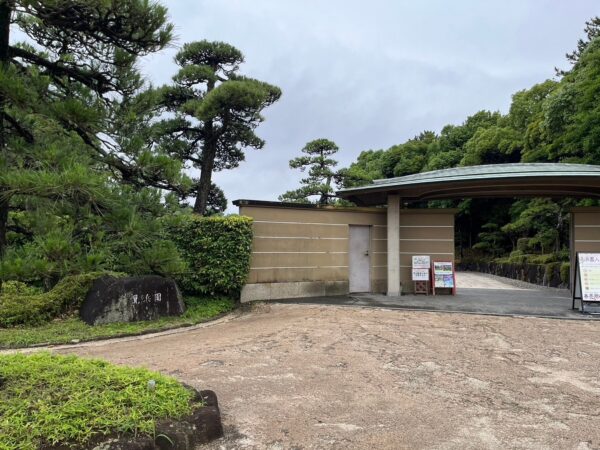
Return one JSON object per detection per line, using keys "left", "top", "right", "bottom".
{"left": 412, "top": 255, "right": 431, "bottom": 269}
{"left": 412, "top": 268, "right": 429, "bottom": 281}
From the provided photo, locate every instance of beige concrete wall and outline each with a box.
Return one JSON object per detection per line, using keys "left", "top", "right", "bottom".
{"left": 398, "top": 211, "right": 455, "bottom": 294}
{"left": 571, "top": 208, "right": 600, "bottom": 290}
{"left": 238, "top": 204, "right": 455, "bottom": 301}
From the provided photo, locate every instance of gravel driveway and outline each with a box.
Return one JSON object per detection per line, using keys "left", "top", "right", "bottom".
{"left": 61, "top": 303, "right": 600, "bottom": 449}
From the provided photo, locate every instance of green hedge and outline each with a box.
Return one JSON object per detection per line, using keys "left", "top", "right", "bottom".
{"left": 163, "top": 215, "right": 253, "bottom": 296}
{"left": 0, "top": 272, "right": 121, "bottom": 327}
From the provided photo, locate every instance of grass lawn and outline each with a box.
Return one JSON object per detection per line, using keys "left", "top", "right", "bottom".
{"left": 0, "top": 352, "right": 200, "bottom": 449}
{"left": 0, "top": 296, "right": 234, "bottom": 349}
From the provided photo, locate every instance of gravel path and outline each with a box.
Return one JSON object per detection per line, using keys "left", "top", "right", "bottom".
{"left": 58, "top": 303, "right": 600, "bottom": 449}
{"left": 457, "top": 271, "right": 568, "bottom": 293}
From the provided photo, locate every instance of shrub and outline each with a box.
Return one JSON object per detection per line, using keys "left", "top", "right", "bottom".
{"left": 528, "top": 253, "right": 557, "bottom": 264}
{"left": 0, "top": 353, "right": 197, "bottom": 449}
{"left": 0, "top": 272, "right": 122, "bottom": 327}
{"left": 516, "top": 238, "right": 531, "bottom": 252}
{"left": 560, "top": 262, "right": 571, "bottom": 284}
{"left": 163, "top": 214, "right": 253, "bottom": 296}
{"left": 544, "top": 262, "right": 561, "bottom": 285}
{"left": 506, "top": 250, "right": 526, "bottom": 264}
{"left": 0, "top": 280, "right": 41, "bottom": 296}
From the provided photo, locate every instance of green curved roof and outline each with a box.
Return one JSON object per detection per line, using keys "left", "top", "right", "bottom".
{"left": 337, "top": 163, "right": 600, "bottom": 206}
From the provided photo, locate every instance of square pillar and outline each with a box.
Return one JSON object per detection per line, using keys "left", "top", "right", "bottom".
{"left": 387, "top": 194, "right": 401, "bottom": 296}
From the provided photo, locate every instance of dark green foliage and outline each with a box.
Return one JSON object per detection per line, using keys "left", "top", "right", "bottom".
{"left": 0, "top": 0, "right": 203, "bottom": 293}
{"left": 337, "top": 149, "right": 386, "bottom": 188}
{"left": 0, "top": 353, "right": 197, "bottom": 449}
{"left": 342, "top": 20, "right": 600, "bottom": 268}
{"left": 163, "top": 215, "right": 253, "bottom": 296}
{"left": 0, "top": 189, "right": 186, "bottom": 288}
{"left": 0, "top": 280, "right": 41, "bottom": 296}
{"left": 0, "top": 271, "right": 124, "bottom": 327}
{"left": 279, "top": 138, "right": 342, "bottom": 205}
{"left": 206, "top": 183, "right": 228, "bottom": 216}
{"left": 0, "top": 0, "right": 179, "bottom": 260}
{"left": 158, "top": 40, "right": 281, "bottom": 215}
{"left": 381, "top": 131, "right": 436, "bottom": 177}
{"left": 0, "top": 296, "right": 235, "bottom": 348}
{"left": 561, "top": 262, "right": 571, "bottom": 284}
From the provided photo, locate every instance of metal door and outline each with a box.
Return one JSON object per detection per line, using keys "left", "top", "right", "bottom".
{"left": 349, "top": 225, "right": 371, "bottom": 292}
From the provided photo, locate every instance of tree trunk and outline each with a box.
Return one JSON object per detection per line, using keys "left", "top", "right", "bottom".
{"left": 193, "top": 120, "right": 216, "bottom": 215}
{"left": 0, "top": 1, "right": 12, "bottom": 264}
{"left": 193, "top": 76, "right": 217, "bottom": 216}
{"left": 319, "top": 175, "right": 332, "bottom": 205}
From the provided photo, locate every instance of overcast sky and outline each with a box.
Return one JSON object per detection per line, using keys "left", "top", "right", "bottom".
{"left": 141, "top": 0, "right": 599, "bottom": 211}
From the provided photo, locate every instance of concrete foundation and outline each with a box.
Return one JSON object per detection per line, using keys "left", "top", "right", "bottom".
{"left": 241, "top": 281, "right": 349, "bottom": 303}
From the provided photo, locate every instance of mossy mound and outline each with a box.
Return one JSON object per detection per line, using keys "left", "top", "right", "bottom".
{"left": 0, "top": 272, "right": 123, "bottom": 327}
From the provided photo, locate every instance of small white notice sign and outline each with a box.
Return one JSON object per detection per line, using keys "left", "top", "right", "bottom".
{"left": 412, "top": 255, "right": 430, "bottom": 269}
{"left": 412, "top": 268, "right": 429, "bottom": 281}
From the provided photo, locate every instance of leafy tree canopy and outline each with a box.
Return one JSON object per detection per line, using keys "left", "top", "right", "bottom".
{"left": 340, "top": 17, "right": 600, "bottom": 263}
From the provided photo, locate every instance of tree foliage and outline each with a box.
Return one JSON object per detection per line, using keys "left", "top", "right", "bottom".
{"left": 158, "top": 40, "right": 281, "bottom": 215}
{"left": 342, "top": 18, "right": 600, "bottom": 264}
{"left": 279, "top": 138, "right": 342, "bottom": 205}
{"left": 0, "top": 3, "right": 281, "bottom": 290}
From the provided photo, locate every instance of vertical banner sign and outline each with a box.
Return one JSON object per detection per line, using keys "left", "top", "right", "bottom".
{"left": 432, "top": 260, "right": 456, "bottom": 295}
{"left": 573, "top": 253, "right": 600, "bottom": 312}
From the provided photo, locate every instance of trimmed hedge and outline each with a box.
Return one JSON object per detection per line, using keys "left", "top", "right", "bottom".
{"left": 0, "top": 272, "right": 122, "bottom": 327}
{"left": 163, "top": 215, "right": 253, "bottom": 296}
{"left": 457, "top": 261, "right": 570, "bottom": 288}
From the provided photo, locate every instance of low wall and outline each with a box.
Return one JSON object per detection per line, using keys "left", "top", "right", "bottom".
{"left": 457, "top": 261, "right": 569, "bottom": 289}
{"left": 234, "top": 200, "right": 456, "bottom": 302}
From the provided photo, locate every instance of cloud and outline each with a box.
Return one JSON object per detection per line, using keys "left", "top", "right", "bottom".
{"left": 139, "top": 0, "right": 598, "bottom": 211}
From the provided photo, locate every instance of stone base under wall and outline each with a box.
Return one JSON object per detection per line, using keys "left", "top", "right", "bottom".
{"left": 240, "top": 281, "right": 349, "bottom": 303}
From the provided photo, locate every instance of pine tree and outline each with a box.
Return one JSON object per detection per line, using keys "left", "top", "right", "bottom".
{"left": 279, "top": 139, "right": 341, "bottom": 205}
{"left": 157, "top": 40, "right": 281, "bottom": 215}
{"left": 0, "top": 1, "right": 189, "bottom": 287}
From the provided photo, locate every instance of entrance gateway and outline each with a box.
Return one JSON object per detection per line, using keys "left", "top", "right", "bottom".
{"left": 234, "top": 163, "right": 600, "bottom": 303}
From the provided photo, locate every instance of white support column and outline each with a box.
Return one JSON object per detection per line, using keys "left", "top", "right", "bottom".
{"left": 387, "top": 194, "right": 401, "bottom": 296}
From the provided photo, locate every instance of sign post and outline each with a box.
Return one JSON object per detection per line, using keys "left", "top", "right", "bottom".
{"left": 572, "top": 252, "right": 600, "bottom": 313}
{"left": 412, "top": 255, "right": 430, "bottom": 295}
{"left": 431, "top": 260, "right": 456, "bottom": 295}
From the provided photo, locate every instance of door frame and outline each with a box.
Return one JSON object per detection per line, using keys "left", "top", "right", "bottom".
{"left": 348, "top": 224, "right": 372, "bottom": 293}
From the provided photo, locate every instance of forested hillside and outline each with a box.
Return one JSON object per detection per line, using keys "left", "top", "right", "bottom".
{"left": 340, "top": 17, "right": 600, "bottom": 266}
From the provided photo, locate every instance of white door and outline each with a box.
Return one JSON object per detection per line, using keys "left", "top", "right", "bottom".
{"left": 349, "top": 225, "right": 371, "bottom": 292}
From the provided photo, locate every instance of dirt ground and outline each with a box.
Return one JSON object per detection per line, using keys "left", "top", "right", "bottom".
{"left": 60, "top": 303, "right": 600, "bottom": 449}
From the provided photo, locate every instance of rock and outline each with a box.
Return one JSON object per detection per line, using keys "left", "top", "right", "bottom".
{"left": 154, "top": 394, "right": 224, "bottom": 449}
{"left": 80, "top": 275, "right": 185, "bottom": 326}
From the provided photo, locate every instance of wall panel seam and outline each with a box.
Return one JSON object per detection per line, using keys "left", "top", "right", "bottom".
{"left": 254, "top": 220, "right": 347, "bottom": 226}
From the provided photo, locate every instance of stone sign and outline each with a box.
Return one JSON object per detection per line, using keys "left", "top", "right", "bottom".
{"left": 80, "top": 275, "right": 185, "bottom": 325}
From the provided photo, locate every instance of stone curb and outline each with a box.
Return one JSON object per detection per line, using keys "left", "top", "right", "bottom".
{"left": 89, "top": 389, "right": 223, "bottom": 450}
